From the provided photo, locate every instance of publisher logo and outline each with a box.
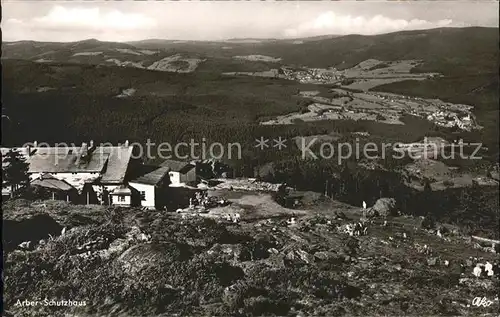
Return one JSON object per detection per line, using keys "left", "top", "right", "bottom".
{"left": 470, "top": 296, "right": 494, "bottom": 308}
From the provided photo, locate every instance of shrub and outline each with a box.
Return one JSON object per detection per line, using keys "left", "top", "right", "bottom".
{"left": 443, "top": 180, "right": 454, "bottom": 187}
{"left": 341, "top": 78, "right": 355, "bottom": 85}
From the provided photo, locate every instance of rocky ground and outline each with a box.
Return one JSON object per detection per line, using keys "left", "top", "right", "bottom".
{"left": 3, "top": 197, "right": 499, "bottom": 317}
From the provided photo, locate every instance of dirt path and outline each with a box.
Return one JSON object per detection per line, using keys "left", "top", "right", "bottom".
{"left": 208, "top": 192, "right": 308, "bottom": 221}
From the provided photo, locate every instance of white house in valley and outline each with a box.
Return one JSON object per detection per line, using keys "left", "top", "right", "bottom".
{"left": 129, "top": 165, "right": 171, "bottom": 209}
{"left": 2, "top": 141, "right": 141, "bottom": 206}
{"left": 161, "top": 159, "right": 196, "bottom": 186}
{"left": 109, "top": 185, "right": 135, "bottom": 207}
{"left": 2, "top": 142, "right": 201, "bottom": 209}
{"left": 24, "top": 141, "right": 136, "bottom": 205}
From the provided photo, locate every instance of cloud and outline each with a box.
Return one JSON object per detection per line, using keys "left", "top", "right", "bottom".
{"left": 33, "top": 6, "right": 156, "bottom": 31}
{"left": 284, "top": 11, "right": 455, "bottom": 38}
{"left": 1, "top": 4, "right": 483, "bottom": 42}
{"left": 2, "top": 6, "right": 157, "bottom": 42}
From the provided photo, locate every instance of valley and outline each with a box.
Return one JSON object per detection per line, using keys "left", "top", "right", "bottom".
{"left": 249, "top": 59, "right": 477, "bottom": 130}
{"left": 3, "top": 0, "right": 500, "bottom": 312}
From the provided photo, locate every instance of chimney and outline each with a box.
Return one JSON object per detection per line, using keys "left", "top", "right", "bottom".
{"left": 26, "top": 144, "right": 31, "bottom": 157}
{"left": 124, "top": 140, "right": 129, "bottom": 147}
{"left": 87, "top": 140, "right": 97, "bottom": 156}
{"left": 34, "top": 141, "right": 38, "bottom": 148}
{"left": 80, "top": 142, "right": 89, "bottom": 158}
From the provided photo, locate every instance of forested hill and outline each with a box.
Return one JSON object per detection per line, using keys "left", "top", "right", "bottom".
{"left": 3, "top": 27, "right": 498, "bottom": 74}
{"left": 2, "top": 27, "right": 498, "bottom": 150}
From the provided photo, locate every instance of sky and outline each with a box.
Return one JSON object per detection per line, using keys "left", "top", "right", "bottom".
{"left": 2, "top": 1, "right": 499, "bottom": 42}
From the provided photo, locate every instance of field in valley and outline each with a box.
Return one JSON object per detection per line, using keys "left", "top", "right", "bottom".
{"left": 225, "top": 59, "right": 478, "bottom": 131}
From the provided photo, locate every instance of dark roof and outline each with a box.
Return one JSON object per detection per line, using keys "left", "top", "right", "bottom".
{"left": 31, "top": 175, "right": 75, "bottom": 192}
{"left": 131, "top": 165, "right": 170, "bottom": 186}
{"left": 160, "top": 159, "right": 195, "bottom": 174}
{"left": 21, "top": 145, "right": 133, "bottom": 184}
{"left": 99, "top": 146, "right": 134, "bottom": 184}
{"left": 27, "top": 153, "right": 109, "bottom": 173}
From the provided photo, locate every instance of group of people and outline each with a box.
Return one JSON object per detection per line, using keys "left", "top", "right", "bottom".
{"left": 189, "top": 191, "right": 211, "bottom": 209}
{"left": 189, "top": 190, "right": 229, "bottom": 210}
{"left": 461, "top": 257, "right": 499, "bottom": 278}
{"left": 343, "top": 222, "right": 368, "bottom": 237}
{"left": 470, "top": 262, "right": 498, "bottom": 278}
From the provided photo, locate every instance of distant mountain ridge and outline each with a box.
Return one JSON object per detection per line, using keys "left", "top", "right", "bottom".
{"left": 3, "top": 27, "right": 497, "bottom": 74}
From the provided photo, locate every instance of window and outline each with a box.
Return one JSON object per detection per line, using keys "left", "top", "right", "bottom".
{"left": 140, "top": 191, "right": 146, "bottom": 200}
{"left": 118, "top": 196, "right": 126, "bottom": 202}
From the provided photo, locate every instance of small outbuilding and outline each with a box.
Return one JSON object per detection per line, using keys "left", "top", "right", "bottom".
{"left": 160, "top": 160, "right": 196, "bottom": 186}
{"left": 129, "top": 165, "right": 171, "bottom": 210}
{"left": 109, "top": 185, "right": 134, "bottom": 207}
{"left": 30, "top": 173, "right": 78, "bottom": 202}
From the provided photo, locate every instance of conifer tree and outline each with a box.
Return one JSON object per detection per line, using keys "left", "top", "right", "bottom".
{"left": 2, "top": 149, "right": 30, "bottom": 198}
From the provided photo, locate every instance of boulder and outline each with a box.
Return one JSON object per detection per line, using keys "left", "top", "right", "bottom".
{"left": 488, "top": 170, "right": 499, "bottom": 181}
{"left": 314, "top": 251, "right": 336, "bottom": 261}
{"left": 99, "top": 238, "right": 131, "bottom": 260}
{"left": 3, "top": 214, "right": 63, "bottom": 251}
{"left": 285, "top": 249, "right": 314, "bottom": 264}
{"left": 368, "top": 198, "right": 398, "bottom": 218}
{"left": 427, "top": 257, "right": 438, "bottom": 266}
{"left": 207, "top": 243, "right": 251, "bottom": 262}
{"left": 314, "top": 251, "right": 343, "bottom": 264}
{"left": 296, "top": 249, "right": 314, "bottom": 264}
{"left": 117, "top": 242, "right": 192, "bottom": 276}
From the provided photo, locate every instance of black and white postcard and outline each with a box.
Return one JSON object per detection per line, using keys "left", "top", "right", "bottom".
{"left": 2, "top": 1, "right": 499, "bottom": 316}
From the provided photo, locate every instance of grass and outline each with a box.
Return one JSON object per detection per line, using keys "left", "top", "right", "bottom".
{"left": 3, "top": 199, "right": 499, "bottom": 316}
